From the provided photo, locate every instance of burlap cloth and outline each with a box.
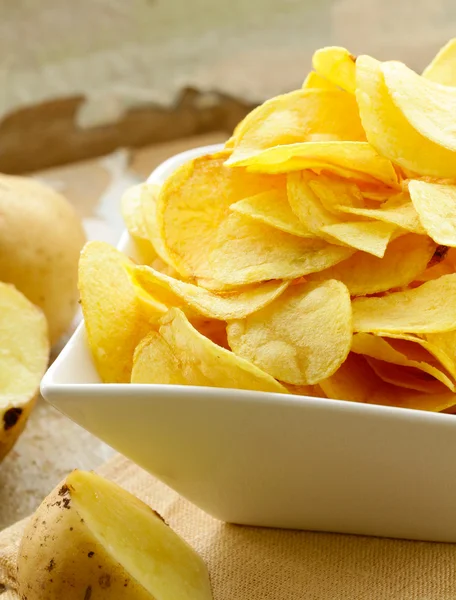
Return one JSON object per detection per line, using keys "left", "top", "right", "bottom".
{"left": 2, "top": 454, "right": 456, "bottom": 599}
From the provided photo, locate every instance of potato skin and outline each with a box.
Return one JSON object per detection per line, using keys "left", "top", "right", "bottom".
{"left": 18, "top": 481, "right": 155, "bottom": 600}
{"left": 0, "top": 174, "right": 86, "bottom": 345}
{"left": 0, "top": 395, "right": 37, "bottom": 462}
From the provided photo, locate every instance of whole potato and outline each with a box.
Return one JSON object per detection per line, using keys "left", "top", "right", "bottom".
{"left": 0, "top": 174, "right": 86, "bottom": 345}
{"left": 18, "top": 470, "right": 213, "bottom": 600}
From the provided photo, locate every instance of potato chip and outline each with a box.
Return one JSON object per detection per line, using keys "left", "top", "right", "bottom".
{"left": 287, "top": 171, "right": 340, "bottom": 233}
{"left": 209, "top": 212, "right": 354, "bottom": 285}
{"left": 283, "top": 383, "right": 326, "bottom": 397}
{"left": 320, "top": 221, "right": 396, "bottom": 257}
{"left": 227, "top": 89, "right": 366, "bottom": 165}
{"left": 79, "top": 242, "right": 166, "bottom": 383}
{"left": 308, "top": 174, "right": 364, "bottom": 212}
{"left": 351, "top": 333, "right": 455, "bottom": 391}
{"left": 319, "top": 353, "right": 456, "bottom": 411}
{"left": 356, "top": 54, "right": 456, "bottom": 177}
{"left": 302, "top": 71, "right": 339, "bottom": 90}
{"left": 227, "top": 280, "right": 352, "bottom": 385}
{"left": 336, "top": 192, "right": 426, "bottom": 234}
{"left": 424, "top": 330, "right": 456, "bottom": 376}
{"left": 121, "top": 184, "right": 156, "bottom": 263}
{"left": 229, "top": 189, "right": 313, "bottom": 237}
{"left": 157, "top": 308, "right": 288, "bottom": 393}
{"left": 422, "top": 38, "right": 456, "bottom": 85}
{"left": 407, "top": 180, "right": 456, "bottom": 246}
{"left": 352, "top": 274, "right": 456, "bottom": 334}
{"left": 192, "top": 318, "right": 229, "bottom": 349}
{"left": 131, "top": 332, "right": 186, "bottom": 384}
{"left": 130, "top": 264, "right": 289, "bottom": 320}
{"left": 309, "top": 234, "right": 435, "bottom": 295}
{"left": 365, "top": 357, "right": 449, "bottom": 394}
{"left": 312, "top": 46, "right": 357, "bottom": 93}
{"left": 382, "top": 60, "right": 456, "bottom": 152}
{"left": 230, "top": 141, "right": 399, "bottom": 188}
{"left": 156, "top": 153, "right": 283, "bottom": 279}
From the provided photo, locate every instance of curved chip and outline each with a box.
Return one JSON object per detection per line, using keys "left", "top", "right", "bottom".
{"left": 209, "top": 212, "right": 354, "bottom": 285}
{"left": 365, "top": 357, "right": 449, "bottom": 394}
{"left": 131, "top": 331, "right": 186, "bottom": 384}
{"left": 308, "top": 174, "right": 364, "bottom": 212}
{"left": 227, "top": 88, "right": 366, "bottom": 164}
{"left": 79, "top": 241, "right": 166, "bottom": 383}
{"left": 121, "top": 184, "right": 156, "bottom": 263}
{"left": 336, "top": 192, "right": 426, "bottom": 234}
{"left": 230, "top": 189, "right": 313, "bottom": 237}
{"left": 308, "top": 234, "right": 435, "bottom": 295}
{"left": 351, "top": 333, "right": 455, "bottom": 391}
{"left": 356, "top": 54, "right": 456, "bottom": 177}
{"left": 382, "top": 60, "right": 456, "bottom": 152}
{"left": 302, "top": 71, "right": 339, "bottom": 90}
{"left": 227, "top": 280, "right": 352, "bottom": 385}
{"left": 312, "top": 46, "right": 357, "bottom": 93}
{"left": 352, "top": 274, "right": 456, "bottom": 334}
{"left": 408, "top": 180, "right": 456, "bottom": 246}
{"left": 156, "top": 153, "right": 283, "bottom": 279}
{"left": 422, "top": 38, "right": 456, "bottom": 85}
{"left": 287, "top": 171, "right": 340, "bottom": 233}
{"left": 130, "top": 264, "right": 289, "bottom": 320}
{"left": 320, "top": 221, "right": 396, "bottom": 258}
{"left": 156, "top": 308, "right": 288, "bottom": 394}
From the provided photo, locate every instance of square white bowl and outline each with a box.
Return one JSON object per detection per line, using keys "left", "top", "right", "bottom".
{"left": 41, "top": 144, "right": 456, "bottom": 543}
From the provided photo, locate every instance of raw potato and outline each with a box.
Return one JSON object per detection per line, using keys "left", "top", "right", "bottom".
{"left": 0, "top": 282, "right": 49, "bottom": 461}
{"left": 18, "top": 470, "right": 213, "bottom": 600}
{"left": 0, "top": 174, "right": 86, "bottom": 345}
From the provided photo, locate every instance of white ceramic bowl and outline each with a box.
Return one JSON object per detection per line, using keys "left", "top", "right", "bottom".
{"left": 41, "top": 144, "right": 456, "bottom": 543}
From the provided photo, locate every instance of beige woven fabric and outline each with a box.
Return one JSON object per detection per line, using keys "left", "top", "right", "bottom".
{"left": 2, "top": 454, "right": 456, "bottom": 599}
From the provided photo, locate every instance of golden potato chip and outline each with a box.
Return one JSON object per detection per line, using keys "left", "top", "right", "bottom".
{"left": 356, "top": 54, "right": 456, "bottom": 177}
{"left": 319, "top": 353, "right": 456, "bottom": 411}
{"left": 365, "top": 357, "right": 449, "bottom": 394}
{"left": 227, "top": 89, "right": 366, "bottom": 164}
{"left": 79, "top": 242, "right": 166, "bottom": 383}
{"left": 229, "top": 189, "right": 313, "bottom": 237}
{"left": 287, "top": 171, "right": 339, "bottom": 233}
{"left": 227, "top": 280, "right": 352, "bottom": 385}
{"left": 283, "top": 383, "right": 326, "bottom": 397}
{"left": 320, "top": 221, "right": 396, "bottom": 258}
{"left": 422, "top": 38, "right": 456, "bottom": 85}
{"left": 209, "top": 212, "right": 354, "bottom": 285}
{"left": 336, "top": 192, "right": 426, "bottom": 234}
{"left": 407, "top": 180, "right": 456, "bottom": 246}
{"left": 382, "top": 60, "right": 456, "bottom": 152}
{"left": 312, "top": 46, "right": 356, "bottom": 93}
{"left": 424, "top": 330, "right": 456, "bottom": 376}
{"left": 302, "top": 71, "right": 339, "bottom": 90}
{"left": 156, "top": 153, "right": 283, "bottom": 279}
{"left": 351, "top": 332, "right": 455, "bottom": 391}
{"left": 121, "top": 184, "right": 156, "bottom": 263}
{"left": 130, "top": 264, "right": 289, "bottom": 320}
{"left": 230, "top": 142, "right": 399, "bottom": 188}
{"left": 308, "top": 174, "right": 364, "bottom": 212}
{"left": 309, "top": 234, "right": 435, "bottom": 295}
{"left": 193, "top": 318, "right": 229, "bottom": 349}
{"left": 131, "top": 332, "right": 186, "bottom": 384}
{"left": 353, "top": 274, "right": 456, "bottom": 334}
{"left": 158, "top": 308, "right": 288, "bottom": 393}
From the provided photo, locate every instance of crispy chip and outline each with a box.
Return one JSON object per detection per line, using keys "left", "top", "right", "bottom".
{"left": 312, "top": 46, "right": 357, "bottom": 93}
{"left": 130, "top": 264, "right": 289, "bottom": 320}
{"left": 352, "top": 274, "right": 456, "bottom": 334}
{"left": 408, "top": 180, "right": 456, "bottom": 246}
{"left": 229, "top": 141, "right": 399, "bottom": 188}
{"left": 356, "top": 55, "right": 456, "bottom": 177}
{"left": 320, "top": 221, "right": 396, "bottom": 257}
{"left": 320, "top": 353, "right": 456, "bottom": 411}
{"left": 155, "top": 308, "right": 287, "bottom": 393}
{"left": 131, "top": 331, "right": 186, "bottom": 384}
{"left": 365, "top": 358, "right": 449, "bottom": 394}
{"left": 283, "top": 383, "right": 326, "bottom": 397}
{"left": 227, "top": 280, "right": 352, "bottom": 385}
{"left": 121, "top": 184, "right": 156, "bottom": 263}
{"left": 309, "top": 234, "right": 435, "bottom": 295}
{"left": 227, "top": 89, "right": 366, "bottom": 164}
{"left": 193, "top": 318, "right": 229, "bottom": 349}
{"left": 352, "top": 333, "right": 455, "bottom": 391}
{"left": 382, "top": 60, "right": 456, "bottom": 152}
{"left": 156, "top": 153, "right": 283, "bottom": 279}
{"left": 209, "top": 212, "right": 354, "bottom": 285}
{"left": 287, "top": 172, "right": 340, "bottom": 233}
{"left": 308, "top": 174, "right": 364, "bottom": 212}
{"left": 422, "top": 38, "right": 456, "bottom": 85}
{"left": 336, "top": 192, "right": 426, "bottom": 234}
{"left": 302, "top": 71, "right": 339, "bottom": 90}
{"left": 229, "top": 189, "right": 313, "bottom": 237}
{"left": 79, "top": 242, "right": 165, "bottom": 383}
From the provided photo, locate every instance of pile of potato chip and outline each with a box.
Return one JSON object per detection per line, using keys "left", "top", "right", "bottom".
{"left": 79, "top": 38, "right": 456, "bottom": 412}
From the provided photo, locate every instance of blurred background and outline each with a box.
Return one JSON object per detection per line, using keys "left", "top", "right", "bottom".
{"left": 1, "top": 0, "right": 455, "bottom": 532}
